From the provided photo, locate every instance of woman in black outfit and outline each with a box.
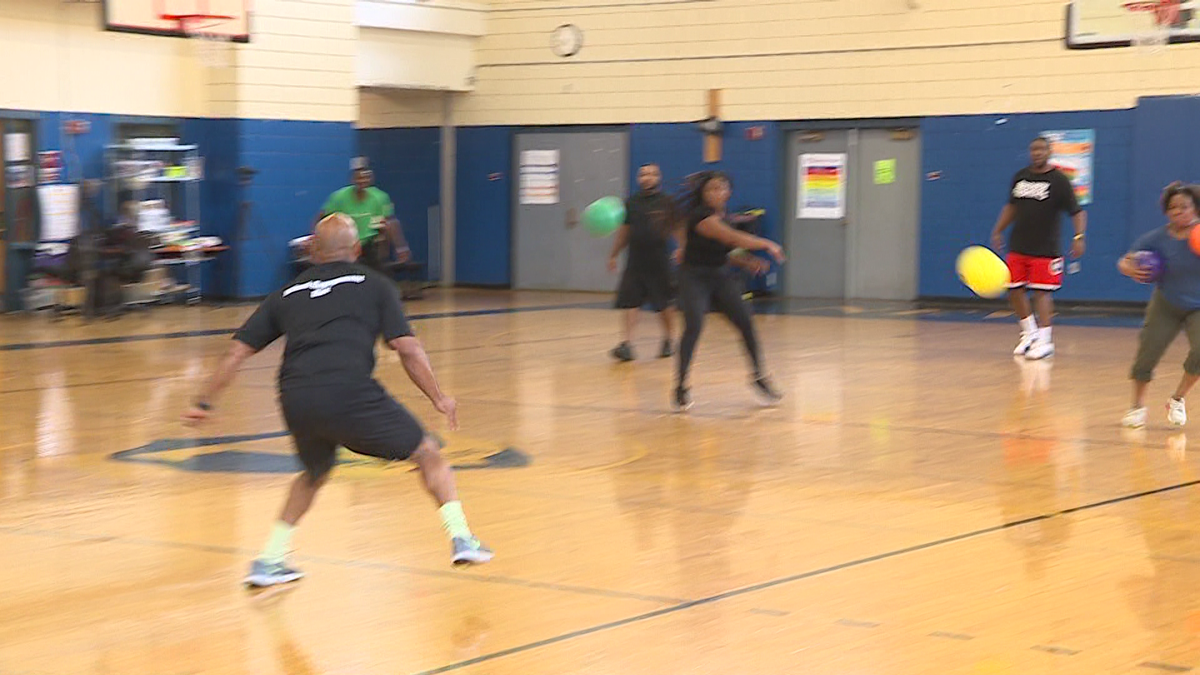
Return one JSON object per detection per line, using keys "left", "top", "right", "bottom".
{"left": 674, "top": 171, "right": 786, "bottom": 411}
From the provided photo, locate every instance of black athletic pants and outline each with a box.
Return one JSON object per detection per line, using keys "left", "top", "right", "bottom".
{"left": 676, "top": 264, "right": 762, "bottom": 388}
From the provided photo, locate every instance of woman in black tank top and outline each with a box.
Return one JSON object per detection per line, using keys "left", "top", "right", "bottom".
{"left": 673, "top": 171, "right": 786, "bottom": 412}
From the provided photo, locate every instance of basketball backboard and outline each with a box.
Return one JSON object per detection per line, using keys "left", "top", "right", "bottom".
{"left": 1066, "top": 0, "right": 1200, "bottom": 48}
{"left": 103, "top": 0, "right": 251, "bottom": 42}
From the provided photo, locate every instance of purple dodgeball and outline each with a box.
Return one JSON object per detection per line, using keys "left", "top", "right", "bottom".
{"left": 1133, "top": 250, "right": 1165, "bottom": 284}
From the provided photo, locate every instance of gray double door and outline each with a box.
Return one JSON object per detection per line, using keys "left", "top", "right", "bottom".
{"left": 514, "top": 131, "right": 628, "bottom": 292}
{"left": 784, "top": 128, "right": 921, "bottom": 300}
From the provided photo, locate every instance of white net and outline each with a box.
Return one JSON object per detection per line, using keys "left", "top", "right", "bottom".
{"left": 1131, "top": 25, "right": 1171, "bottom": 53}
{"left": 1126, "top": 1, "right": 1172, "bottom": 53}
{"left": 180, "top": 17, "right": 234, "bottom": 68}
{"left": 1128, "top": 0, "right": 1200, "bottom": 53}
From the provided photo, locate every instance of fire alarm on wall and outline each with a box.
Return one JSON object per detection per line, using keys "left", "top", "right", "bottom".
{"left": 63, "top": 119, "right": 91, "bottom": 135}
{"left": 745, "top": 126, "right": 765, "bottom": 141}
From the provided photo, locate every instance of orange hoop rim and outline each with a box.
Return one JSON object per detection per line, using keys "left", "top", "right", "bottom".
{"left": 1122, "top": 0, "right": 1184, "bottom": 34}
{"left": 160, "top": 13, "right": 236, "bottom": 34}
{"left": 1122, "top": 0, "right": 1182, "bottom": 18}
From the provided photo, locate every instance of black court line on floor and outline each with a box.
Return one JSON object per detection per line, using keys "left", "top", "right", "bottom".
{"left": 1141, "top": 662, "right": 1194, "bottom": 672}
{"left": 0, "top": 301, "right": 612, "bottom": 351}
{"left": 1, "top": 298, "right": 1150, "bottom": 353}
{"left": 0, "top": 331, "right": 611, "bottom": 396}
{"left": 0, "top": 524, "right": 683, "bottom": 606}
{"left": 1031, "top": 645, "right": 1080, "bottom": 656}
{"left": 408, "top": 477, "right": 1200, "bottom": 675}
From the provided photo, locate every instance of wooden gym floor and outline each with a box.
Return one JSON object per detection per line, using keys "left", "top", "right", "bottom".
{"left": 2, "top": 289, "right": 1200, "bottom": 674}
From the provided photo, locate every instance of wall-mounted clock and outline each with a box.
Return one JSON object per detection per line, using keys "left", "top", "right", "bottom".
{"left": 551, "top": 24, "right": 584, "bottom": 58}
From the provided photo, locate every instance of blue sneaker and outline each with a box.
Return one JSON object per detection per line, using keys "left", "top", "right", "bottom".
{"left": 451, "top": 537, "right": 494, "bottom": 566}
{"left": 244, "top": 559, "right": 305, "bottom": 588}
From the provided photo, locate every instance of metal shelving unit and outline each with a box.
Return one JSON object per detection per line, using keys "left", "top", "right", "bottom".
{"left": 104, "top": 138, "right": 202, "bottom": 229}
{"left": 104, "top": 138, "right": 212, "bottom": 304}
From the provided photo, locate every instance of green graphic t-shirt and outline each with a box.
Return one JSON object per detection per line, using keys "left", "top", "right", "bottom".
{"left": 322, "top": 186, "right": 394, "bottom": 242}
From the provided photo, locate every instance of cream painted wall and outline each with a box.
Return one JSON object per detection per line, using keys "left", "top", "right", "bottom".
{"left": 359, "top": 89, "right": 447, "bottom": 127}
{"left": 0, "top": 0, "right": 206, "bottom": 116}
{"left": 0, "top": 0, "right": 357, "bottom": 123}
{"left": 354, "top": 0, "right": 487, "bottom": 123}
{"left": 12, "top": 0, "right": 1195, "bottom": 128}
{"left": 358, "top": 27, "right": 477, "bottom": 92}
{"left": 227, "top": 0, "right": 358, "bottom": 122}
{"left": 451, "top": 0, "right": 1200, "bottom": 126}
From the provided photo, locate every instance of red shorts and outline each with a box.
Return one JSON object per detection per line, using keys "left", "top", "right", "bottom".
{"left": 1006, "top": 252, "right": 1063, "bottom": 291}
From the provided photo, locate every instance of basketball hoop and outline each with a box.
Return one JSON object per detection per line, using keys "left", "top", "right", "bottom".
{"left": 1123, "top": 0, "right": 1181, "bottom": 53}
{"left": 163, "top": 13, "right": 235, "bottom": 68}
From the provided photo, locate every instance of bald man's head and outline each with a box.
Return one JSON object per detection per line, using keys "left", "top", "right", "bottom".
{"left": 312, "top": 213, "right": 361, "bottom": 263}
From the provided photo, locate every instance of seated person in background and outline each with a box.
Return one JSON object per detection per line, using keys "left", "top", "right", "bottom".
{"left": 80, "top": 179, "right": 106, "bottom": 232}
{"left": 315, "top": 167, "right": 410, "bottom": 273}
{"left": 120, "top": 200, "right": 138, "bottom": 228}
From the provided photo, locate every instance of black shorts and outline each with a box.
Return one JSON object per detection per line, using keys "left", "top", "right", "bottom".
{"left": 615, "top": 262, "right": 674, "bottom": 311}
{"left": 280, "top": 381, "right": 426, "bottom": 479}
{"left": 357, "top": 236, "right": 388, "bottom": 273}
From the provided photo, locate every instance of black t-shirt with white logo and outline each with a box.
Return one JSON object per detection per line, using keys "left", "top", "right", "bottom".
{"left": 234, "top": 261, "right": 413, "bottom": 391}
{"left": 1006, "top": 167, "right": 1082, "bottom": 258}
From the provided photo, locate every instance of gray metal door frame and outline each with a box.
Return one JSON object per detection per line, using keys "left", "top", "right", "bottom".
{"left": 780, "top": 123, "right": 922, "bottom": 300}
{"left": 783, "top": 129, "right": 853, "bottom": 299}
{"left": 848, "top": 128, "right": 921, "bottom": 300}
{"left": 511, "top": 127, "right": 630, "bottom": 291}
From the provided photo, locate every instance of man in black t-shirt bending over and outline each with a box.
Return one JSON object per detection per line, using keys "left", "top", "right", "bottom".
{"left": 182, "top": 214, "right": 493, "bottom": 588}
{"left": 991, "top": 136, "right": 1087, "bottom": 361}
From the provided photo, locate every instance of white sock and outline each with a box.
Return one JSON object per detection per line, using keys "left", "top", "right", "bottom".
{"left": 1020, "top": 316, "right": 1038, "bottom": 334}
{"left": 1039, "top": 326, "right": 1052, "bottom": 342}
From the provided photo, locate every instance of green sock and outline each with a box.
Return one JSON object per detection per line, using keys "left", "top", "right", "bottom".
{"left": 439, "top": 501, "right": 473, "bottom": 540}
{"left": 259, "top": 521, "right": 294, "bottom": 564}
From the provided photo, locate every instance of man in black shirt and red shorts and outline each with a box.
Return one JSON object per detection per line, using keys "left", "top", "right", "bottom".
{"left": 991, "top": 136, "right": 1088, "bottom": 360}
{"left": 182, "top": 214, "right": 493, "bottom": 588}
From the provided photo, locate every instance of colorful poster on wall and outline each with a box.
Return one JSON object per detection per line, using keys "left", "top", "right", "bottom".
{"left": 38, "top": 151, "right": 62, "bottom": 184}
{"left": 1041, "top": 129, "right": 1094, "bottom": 206}
{"left": 519, "top": 149, "right": 560, "bottom": 205}
{"left": 798, "top": 153, "right": 847, "bottom": 219}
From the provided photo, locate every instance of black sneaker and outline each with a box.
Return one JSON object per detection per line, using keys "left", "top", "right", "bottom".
{"left": 659, "top": 339, "right": 674, "bottom": 359}
{"left": 752, "top": 376, "right": 783, "bottom": 406}
{"left": 673, "top": 386, "right": 693, "bottom": 412}
{"left": 610, "top": 342, "right": 634, "bottom": 362}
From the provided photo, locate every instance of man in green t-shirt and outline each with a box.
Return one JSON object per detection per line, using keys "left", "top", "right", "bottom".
{"left": 315, "top": 168, "right": 410, "bottom": 271}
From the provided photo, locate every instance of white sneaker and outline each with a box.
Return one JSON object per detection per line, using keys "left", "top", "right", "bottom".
{"left": 1168, "top": 398, "right": 1187, "bottom": 427}
{"left": 1025, "top": 340, "right": 1055, "bottom": 360}
{"left": 1123, "top": 407, "right": 1148, "bottom": 428}
{"left": 1013, "top": 332, "right": 1037, "bottom": 356}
